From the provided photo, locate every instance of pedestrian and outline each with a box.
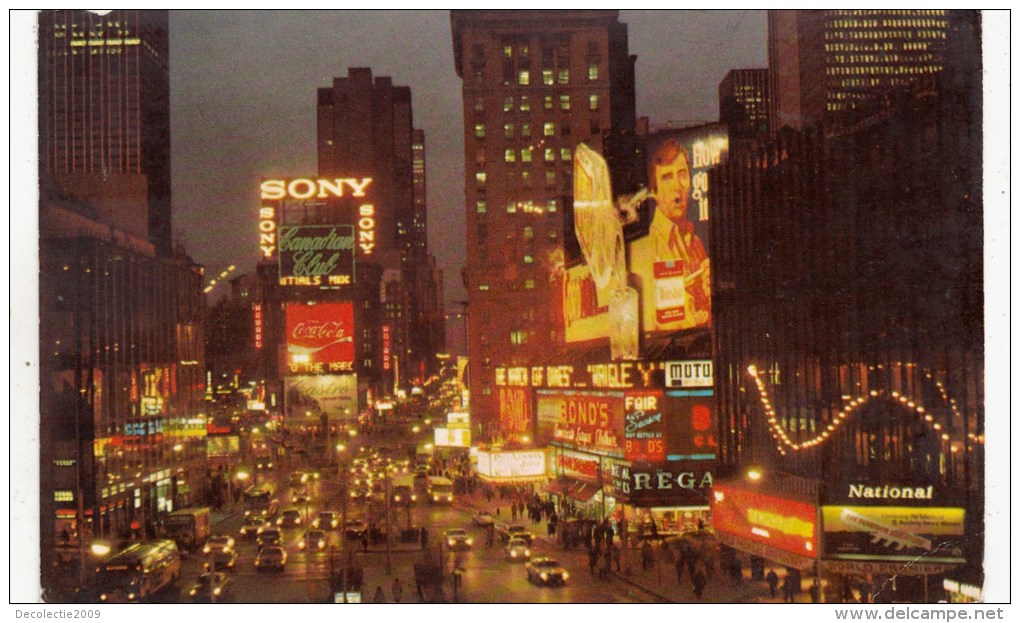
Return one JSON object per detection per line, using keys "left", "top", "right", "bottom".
{"left": 373, "top": 585, "right": 385, "bottom": 603}
{"left": 362, "top": 532, "right": 369, "bottom": 553}
{"left": 782, "top": 574, "right": 795, "bottom": 603}
{"left": 692, "top": 567, "right": 708, "bottom": 600}
{"left": 588, "top": 548, "right": 598, "bottom": 576}
{"left": 391, "top": 577, "right": 403, "bottom": 603}
{"left": 766, "top": 569, "right": 779, "bottom": 598}
{"left": 810, "top": 579, "right": 821, "bottom": 603}
{"left": 511, "top": 505, "right": 517, "bottom": 521}
{"left": 602, "top": 546, "right": 612, "bottom": 579}
{"left": 421, "top": 527, "right": 429, "bottom": 548}
{"left": 640, "top": 540, "right": 653, "bottom": 571}
{"left": 674, "top": 556, "right": 685, "bottom": 586}
{"left": 613, "top": 543, "right": 621, "bottom": 572}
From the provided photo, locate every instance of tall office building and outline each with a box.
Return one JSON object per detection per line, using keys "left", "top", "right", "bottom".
{"left": 451, "top": 10, "right": 637, "bottom": 434}
{"left": 767, "top": 9, "right": 949, "bottom": 134}
{"left": 38, "top": 9, "right": 172, "bottom": 254}
{"left": 718, "top": 68, "right": 770, "bottom": 138}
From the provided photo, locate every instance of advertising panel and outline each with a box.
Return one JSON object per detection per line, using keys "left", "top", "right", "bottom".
{"left": 822, "top": 506, "right": 965, "bottom": 564}
{"left": 254, "top": 304, "right": 264, "bottom": 349}
{"left": 665, "top": 360, "right": 713, "bottom": 388}
{"left": 497, "top": 386, "right": 532, "bottom": 438}
{"left": 623, "top": 391, "right": 665, "bottom": 462}
{"left": 285, "top": 302, "right": 355, "bottom": 374}
{"left": 284, "top": 374, "right": 358, "bottom": 418}
{"left": 611, "top": 461, "right": 713, "bottom": 507}
{"left": 277, "top": 224, "right": 355, "bottom": 288}
{"left": 664, "top": 392, "right": 718, "bottom": 460}
{"left": 206, "top": 435, "right": 240, "bottom": 456}
{"left": 564, "top": 126, "right": 728, "bottom": 354}
{"left": 554, "top": 449, "right": 601, "bottom": 483}
{"left": 434, "top": 427, "right": 470, "bottom": 448}
{"left": 536, "top": 390, "right": 625, "bottom": 458}
{"left": 711, "top": 482, "right": 818, "bottom": 560}
{"left": 447, "top": 412, "right": 470, "bottom": 428}
{"left": 476, "top": 450, "right": 547, "bottom": 480}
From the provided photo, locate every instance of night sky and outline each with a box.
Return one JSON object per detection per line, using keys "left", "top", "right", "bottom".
{"left": 168, "top": 10, "right": 767, "bottom": 308}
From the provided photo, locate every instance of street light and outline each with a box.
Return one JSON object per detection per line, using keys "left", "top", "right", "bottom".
{"left": 90, "top": 542, "right": 112, "bottom": 557}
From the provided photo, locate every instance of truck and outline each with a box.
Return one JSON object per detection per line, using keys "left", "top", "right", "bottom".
{"left": 162, "top": 507, "right": 211, "bottom": 551}
{"left": 426, "top": 476, "right": 453, "bottom": 504}
{"left": 391, "top": 474, "right": 417, "bottom": 505}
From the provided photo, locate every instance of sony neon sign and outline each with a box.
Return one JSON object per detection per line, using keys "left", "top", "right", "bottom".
{"left": 258, "top": 178, "right": 377, "bottom": 257}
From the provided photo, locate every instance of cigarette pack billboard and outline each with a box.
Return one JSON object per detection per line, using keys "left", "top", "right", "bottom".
{"left": 277, "top": 224, "right": 355, "bottom": 288}
{"left": 564, "top": 126, "right": 728, "bottom": 355}
{"left": 536, "top": 389, "right": 625, "bottom": 458}
{"left": 284, "top": 302, "right": 355, "bottom": 374}
{"left": 822, "top": 506, "right": 965, "bottom": 564}
{"left": 711, "top": 482, "right": 818, "bottom": 560}
{"left": 284, "top": 374, "right": 358, "bottom": 418}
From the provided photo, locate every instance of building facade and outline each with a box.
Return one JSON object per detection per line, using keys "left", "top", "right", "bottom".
{"left": 718, "top": 68, "right": 770, "bottom": 138}
{"left": 451, "top": 10, "right": 637, "bottom": 435}
{"left": 767, "top": 9, "right": 950, "bottom": 135}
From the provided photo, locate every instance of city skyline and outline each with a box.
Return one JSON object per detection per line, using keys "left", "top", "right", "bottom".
{"left": 12, "top": 9, "right": 1012, "bottom": 608}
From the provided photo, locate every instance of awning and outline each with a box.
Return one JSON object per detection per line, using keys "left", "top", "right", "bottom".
{"left": 546, "top": 477, "right": 600, "bottom": 502}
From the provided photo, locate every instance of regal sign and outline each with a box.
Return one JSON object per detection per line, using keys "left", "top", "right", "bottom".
{"left": 611, "top": 461, "right": 713, "bottom": 507}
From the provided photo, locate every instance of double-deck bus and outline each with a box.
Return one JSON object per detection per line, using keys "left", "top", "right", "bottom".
{"left": 242, "top": 483, "right": 278, "bottom": 519}
{"left": 96, "top": 540, "right": 181, "bottom": 602}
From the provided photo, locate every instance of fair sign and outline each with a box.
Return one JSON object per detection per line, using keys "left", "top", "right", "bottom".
{"left": 476, "top": 450, "right": 547, "bottom": 480}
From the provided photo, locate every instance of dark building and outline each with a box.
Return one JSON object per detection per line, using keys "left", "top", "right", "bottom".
{"left": 710, "top": 11, "right": 982, "bottom": 601}
{"left": 450, "top": 9, "right": 637, "bottom": 436}
{"left": 718, "top": 68, "right": 770, "bottom": 138}
{"left": 37, "top": 9, "right": 173, "bottom": 254}
{"left": 767, "top": 9, "right": 950, "bottom": 135}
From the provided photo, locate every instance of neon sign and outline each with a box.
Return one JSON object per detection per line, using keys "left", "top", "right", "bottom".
{"left": 260, "top": 178, "right": 374, "bottom": 201}
{"left": 254, "top": 304, "right": 263, "bottom": 349}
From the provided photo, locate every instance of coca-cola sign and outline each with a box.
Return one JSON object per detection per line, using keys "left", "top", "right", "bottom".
{"left": 285, "top": 302, "right": 355, "bottom": 374}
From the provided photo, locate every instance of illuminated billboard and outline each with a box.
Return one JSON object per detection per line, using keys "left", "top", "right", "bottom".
{"left": 497, "top": 387, "right": 532, "bottom": 439}
{"left": 277, "top": 225, "right": 355, "bottom": 288}
{"left": 822, "top": 506, "right": 965, "bottom": 564}
{"left": 536, "top": 390, "right": 625, "bottom": 458}
{"left": 434, "top": 427, "right": 470, "bottom": 448}
{"left": 476, "top": 450, "right": 546, "bottom": 480}
{"left": 711, "top": 482, "right": 817, "bottom": 565}
{"left": 623, "top": 391, "right": 665, "bottom": 462}
{"left": 284, "top": 302, "right": 355, "bottom": 374}
{"left": 284, "top": 374, "right": 358, "bottom": 418}
{"left": 564, "top": 126, "right": 728, "bottom": 354}
{"left": 611, "top": 461, "right": 713, "bottom": 508}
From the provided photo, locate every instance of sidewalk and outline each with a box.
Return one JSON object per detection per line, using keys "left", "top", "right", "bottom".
{"left": 453, "top": 489, "right": 815, "bottom": 604}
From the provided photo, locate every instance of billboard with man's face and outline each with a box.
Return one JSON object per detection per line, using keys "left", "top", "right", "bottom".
{"left": 564, "top": 126, "right": 728, "bottom": 356}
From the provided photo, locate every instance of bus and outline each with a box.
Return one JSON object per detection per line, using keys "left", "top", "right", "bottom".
{"left": 426, "top": 476, "right": 453, "bottom": 504}
{"left": 242, "top": 483, "right": 279, "bottom": 519}
{"left": 96, "top": 540, "right": 181, "bottom": 603}
{"left": 162, "top": 507, "right": 211, "bottom": 550}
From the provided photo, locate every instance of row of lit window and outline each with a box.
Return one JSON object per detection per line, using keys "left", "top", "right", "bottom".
{"left": 476, "top": 170, "right": 567, "bottom": 189}
{"left": 503, "top": 147, "right": 574, "bottom": 163}
{"left": 832, "top": 9, "right": 944, "bottom": 17}
{"left": 475, "top": 121, "right": 574, "bottom": 139}
{"left": 826, "top": 30, "right": 945, "bottom": 40}
{"left": 476, "top": 198, "right": 560, "bottom": 214}
{"left": 825, "top": 42, "right": 899, "bottom": 52}
{"left": 827, "top": 64, "right": 942, "bottom": 76}
{"left": 828, "top": 18, "right": 945, "bottom": 29}
{"left": 477, "top": 281, "right": 537, "bottom": 293}
{"left": 829, "top": 53, "right": 938, "bottom": 64}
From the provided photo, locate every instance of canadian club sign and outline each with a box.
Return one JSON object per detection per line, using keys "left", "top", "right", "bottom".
{"left": 278, "top": 225, "right": 356, "bottom": 288}
{"left": 285, "top": 302, "right": 355, "bottom": 374}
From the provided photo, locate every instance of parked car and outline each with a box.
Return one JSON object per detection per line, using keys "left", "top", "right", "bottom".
{"left": 525, "top": 558, "right": 569, "bottom": 586}
{"left": 255, "top": 546, "right": 287, "bottom": 571}
{"left": 188, "top": 572, "right": 230, "bottom": 602}
{"left": 504, "top": 537, "right": 531, "bottom": 561}
{"left": 444, "top": 528, "right": 473, "bottom": 550}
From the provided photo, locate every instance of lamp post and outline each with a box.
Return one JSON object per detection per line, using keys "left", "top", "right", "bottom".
{"left": 336, "top": 443, "right": 349, "bottom": 603}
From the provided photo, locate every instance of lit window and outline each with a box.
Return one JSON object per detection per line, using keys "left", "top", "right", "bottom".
{"left": 503, "top": 96, "right": 513, "bottom": 112}
{"left": 520, "top": 148, "right": 532, "bottom": 162}
{"left": 54, "top": 490, "right": 74, "bottom": 502}
{"left": 547, "top": 199, "right": 558, "bottom": 212}
{"left": 543, "top": 122, "right": 555, "bottom": 137}
{"left": 475, "top": 172, "right": 487, "bottom": 186}
{"left": 521, "top": 123, "right": 531, "bottom": 137}
{"left": 476, "top": 201, "right": 487, "bottom": 213}
{"left": 558, "top": 69, "right": 570, "bottom": 84}
{"left": 474, "top": 123, "right": 486, "bottom": 138}
{"left": 544, "top": 148, "right": 555, "bottom": 162}
{"left": 560, "top": 95, "right": 570, "bottom": 110}
{"left": 503, "top": 45, "right": 512, "bottom": 57}
{"left": 504, "top": 149, "right": 516, "bottom": 163}
{"left": 588, "top": 64, "right": 599, "bottom": 81}
{"left": 542, "top": 69, "right": 554, "bottom": 85}
{"left": 474, "top": 98, "right": 484, "bottom": 112}
{"left": 589, "top": 94, "right": 599, "bottom": 111}
{"left": 510, "top": 330, "right": 528, "bottom": 345}
{"left": 560, "top": 147, "right": 572, "bottom": 161}
{"left": 545, "top": 171, "right": 556, "bottom": 188}
{"left": 506, "top": 202, "right": 517, "bottom": 214}
{"left": 522, "top": 171, "right": 532, "bottom": 188}
{"left": 524, "top": 279, "right": 535, "bottom": 289}
{"left": 518, "top": 70, "right": 530, "bottom": 86}
{"left": 479, "top": 284, "right": 490, "bottom": 291}
{"left": 524, "top": 226, "right": 534, "bottom": 239}
{"left": 519, "top": 96, "right": 530, "bottom": 112}
{"left": 504, "top": 123, "right": 514, "bottom": 138}
{"left": 524, "top": 254, "right": 534, "bottom": 264}
{"left": 544, "top": 95, "right": 553, "bottom": 110}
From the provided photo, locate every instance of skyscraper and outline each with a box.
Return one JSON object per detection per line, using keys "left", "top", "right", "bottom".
{"left": 450, "top": 10, "right": 637, "bottom": 434}
{"left": 767, "top": 9, "right": 949, "bottom": 134}
{"left": 718, "top": 68, "right": 770, "bottom": 138}
{"left": 38, "top": 9, "right": 172, "bottom": 253}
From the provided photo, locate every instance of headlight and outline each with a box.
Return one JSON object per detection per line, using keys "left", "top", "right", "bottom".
{"left": 466, "top": 538, "right": 473, "bottom": 545}
{"left": 448, "top": 539, "right": 455, "bottom": 546}
{"left": 276, "top": 518, "right": 283, "bottom": 525}
{"left": 510, "top": 551, "right": 517, "bottom": 558}
{"left": 298, "top": 540, "right": 305, "bottom": 549}
{"left": 318, "top": 540, "right": 325, "bottom": 548}
{"left": 433, "top": 495, "right": 439, "bottom": 501}
{"left": 203, "top": 546, "right": 211, "bottom": 553}
{"left": 189, "top": 589, "right": 197, "bottom": 596}
{"left": 100, "top": 594, "right": 108, "bottom": 601}
{"left": 540, "top": 573, "right": 548, "bottom": 581}
{"left": 411, "top": 495, "right": 417, "bottom": 502}
{"left": 213, "top": 587, "right": 222, "bottom": 596}
{"left": 525, "top": 549, "right": 530, "bottom": 557}
{"left": 127, "top": 593, "right": 136, "bottom": 601}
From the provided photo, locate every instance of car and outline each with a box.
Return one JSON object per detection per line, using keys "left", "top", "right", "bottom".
{"left": 349, "top": 486, "right": 370, "bottom": 499}
{"left": 277, "top": 509, "right": 302, "bottom": 528}
{"left": 471, "top": 511, "right": 495, "bottom": 527}
{"left": 344, "top": 519, "right": 367, "bottom": 540}
{"left": 499, "top": 525, "right": 534, "bottom": 545}
{"left": 202, "top": 534, "right": 235, "bottom": 554}
{"left": 240, "top": 516, "right": 268, "bottom": 538}
{"left": 298, "top": 529, "right": 327, "bottom": 551}
{"left": 313, "top": 511, "right": 340, "bottom": 530}
{"left": 291, "top": 487, "right": 311, "bottom": 504}
{"left": 255, "top": 546, "right": 287, "bottom": 571}
{"left": 256, "top": 527, "right": 282, "bottom": 548}
{"left": 525, "top": 557, "right": 569, "bottom": 586}
{"left": 444, "top": 528, "right": 473, "bottom": 550}
{"left": 289, "top": 471, "right": 309, "bottom": 487}
{"left": 206, "top": 548, "right": 238, "bottom": 572}
{"left": 504, "top": 537, "right": 531, "bottom": 561}
{"left": 188, "top": 571, "right": 230, "bottom": 602}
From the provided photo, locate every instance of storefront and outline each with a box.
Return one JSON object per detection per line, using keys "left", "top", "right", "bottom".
{"left": 611, "top": 461, "right": 714, "bottom": 542}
